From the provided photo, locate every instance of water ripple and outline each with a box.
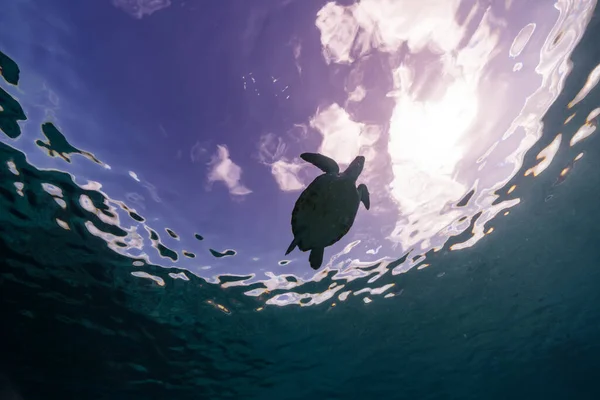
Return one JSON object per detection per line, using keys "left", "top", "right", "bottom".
{"left": 0, "top": 0, "right": 599, "bottom": 311}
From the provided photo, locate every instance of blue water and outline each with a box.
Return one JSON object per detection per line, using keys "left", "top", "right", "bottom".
{"left": 1, "top": 0, "right": 600, "bottom": 398}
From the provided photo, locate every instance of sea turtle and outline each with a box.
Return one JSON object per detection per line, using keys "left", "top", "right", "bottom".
{"left": 285, "top": 152, "right": 370, "bottom": 270}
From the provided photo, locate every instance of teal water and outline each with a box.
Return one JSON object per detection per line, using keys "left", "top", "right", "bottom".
{"left": 2, "top": 1, "right": 600, "bottom": 399}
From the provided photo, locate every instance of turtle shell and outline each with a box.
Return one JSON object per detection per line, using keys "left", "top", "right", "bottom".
{"left": 291, "top": 174, "right": 361, "bottom": 251}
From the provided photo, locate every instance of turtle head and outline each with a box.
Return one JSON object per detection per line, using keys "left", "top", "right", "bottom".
{"left": 343, "top": 155, "right": 365, "bottom": 181}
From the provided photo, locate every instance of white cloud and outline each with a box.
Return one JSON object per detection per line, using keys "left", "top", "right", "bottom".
{"left": 258, "top": 133, "right": 286, "bottom": 162}
{"left": 190, "top": 140, "right": 209, "bottom": 163}
{"left": 207, "top": 145, "right": 252, "bottom": 196}
{"left": 309, "top": 103, "right": 380, "bottom": 166}
{"left": 348, "top": 85, "right": 366, "bottom": 102}
{"left": 315, "top": 0, "right": 465, "bottom": 65}
{"left": 314, "top": 0, "right": 495, "bottom": 250}
{"left": 257, "top": 133, "right": 306, "bottom": 192}
{"left": 315, "top": 2, "right": 360, "bottom": 64}
{"left": 352, "top": 0, "right": 465, "bottom": 54}
{"left": 311, "top": 0, "right": 597, "bottom": 258}
{"left": 111, "top": 0, "right": 171, "bottom": 19}
{"left": 270, "top": 160, "right": 305, "bottom": 191}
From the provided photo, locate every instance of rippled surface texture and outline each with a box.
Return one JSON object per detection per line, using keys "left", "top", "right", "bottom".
{"left": 1, "top": 0, "right": 600, "bottom": 399}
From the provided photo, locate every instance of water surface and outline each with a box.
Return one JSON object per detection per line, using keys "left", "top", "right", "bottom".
{"left": 1, "top": 0, "right": 600, "bottom": 398}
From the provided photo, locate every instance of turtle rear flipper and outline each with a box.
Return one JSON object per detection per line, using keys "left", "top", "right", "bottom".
{"left": 309, "top": 248, "right": 324, "bottom": 270}
{"left": 358, "top": 184, "right": 370, "bottom": 210}
{"left": 285, "top": 237, "right": 298, "bottom": 255}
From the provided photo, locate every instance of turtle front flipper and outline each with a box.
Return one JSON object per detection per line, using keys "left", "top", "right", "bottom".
{"left": 358, "top": 184, "right": 370, "bottom": 210}
{"left": 308, "top": 247, "right": 324, "bottom": 270}
{"left": 300, "top": 153, "right": 339, "bottom": 175}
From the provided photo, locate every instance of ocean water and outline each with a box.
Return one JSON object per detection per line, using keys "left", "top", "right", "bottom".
{"left": 1, "top": 0, "right": 600, "bottom": 399}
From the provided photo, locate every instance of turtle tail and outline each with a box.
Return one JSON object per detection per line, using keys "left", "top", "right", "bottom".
{"left": 309, "top": 248, "right": 324, "bottom": 270}
{"left": 285, "top": 238, "right": 297, "bottom": 255}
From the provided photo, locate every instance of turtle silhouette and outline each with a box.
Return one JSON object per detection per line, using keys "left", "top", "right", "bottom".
{"left": 285, "top": 152, "right": 370, "bottom": 270}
